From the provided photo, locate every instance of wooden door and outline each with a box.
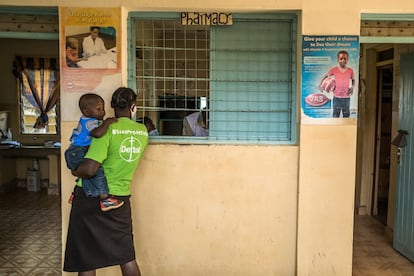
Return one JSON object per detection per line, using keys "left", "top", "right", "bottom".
{"left": 393, "top": 52, "right": 414, "bottom": 261}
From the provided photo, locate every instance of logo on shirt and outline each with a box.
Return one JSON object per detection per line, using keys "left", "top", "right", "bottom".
{"left": 119, "top": 136, "right": 143, "bottom": 162}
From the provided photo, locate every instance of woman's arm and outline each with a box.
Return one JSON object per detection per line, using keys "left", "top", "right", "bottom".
{"left": 71, "top": 158, "right": 100, "bottom": 178}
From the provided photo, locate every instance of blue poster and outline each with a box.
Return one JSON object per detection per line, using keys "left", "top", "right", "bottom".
{"left": 302, "top": 35, "right": 359, "bottom": 119}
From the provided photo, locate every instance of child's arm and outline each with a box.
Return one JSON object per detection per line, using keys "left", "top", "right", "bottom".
{"left": 348, "top": 78, "right": 356, "bottom": 96}
{"left": 90, "top": 117, "right": 117, "bottom": 138}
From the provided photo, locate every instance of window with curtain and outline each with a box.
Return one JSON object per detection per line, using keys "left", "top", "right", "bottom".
{"left": 128, "top": 13, "right": 297, "bottom": 144}
{"left": 13, "top": 56, "right": 60, "bottom": 134}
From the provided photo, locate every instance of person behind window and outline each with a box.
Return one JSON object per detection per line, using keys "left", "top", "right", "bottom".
{"left": 66, "top": 37, "right": 81, "bottom": 68}
{"left": 137, "top": 116, "right": 159, "bottom": 136}
{"left": 182, "top": 110, "right": 208, "bottom": 136}
{"left": 82, "top": 26, "right": 107, "bottom": 58}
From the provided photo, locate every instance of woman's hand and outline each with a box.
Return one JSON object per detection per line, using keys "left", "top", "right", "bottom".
{"left": 71, "top": 158, "right": 101, "bottom": 179}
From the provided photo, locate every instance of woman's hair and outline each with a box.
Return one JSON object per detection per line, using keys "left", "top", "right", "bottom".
{"left": 111, "top": 87, "right": 137, "bottom": 110}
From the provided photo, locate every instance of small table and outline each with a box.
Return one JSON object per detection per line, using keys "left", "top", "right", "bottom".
{"left": 0, "top": 146, "right": 60, "bottom": 158}
{"left": 0, "top": 146, "right": 61, "bottom": 192}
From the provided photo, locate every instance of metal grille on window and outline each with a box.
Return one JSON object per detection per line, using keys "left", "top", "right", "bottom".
{"left": 134, "top": 15, "right": 296, "bottom": 142}
{"left": 135, "top": 20, "right": 210, "bottom": 136}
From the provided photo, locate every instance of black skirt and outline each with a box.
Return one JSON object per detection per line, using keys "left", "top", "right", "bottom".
{"left": 63, "top": 186, "right": 135, "bottom": 272}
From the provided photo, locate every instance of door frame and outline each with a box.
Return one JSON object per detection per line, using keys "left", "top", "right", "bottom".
{"left": 357, "top": 13, "right": 414, "bottom": 226}
{"left": 358, "top": 35, "right": 414, "bottom": 233}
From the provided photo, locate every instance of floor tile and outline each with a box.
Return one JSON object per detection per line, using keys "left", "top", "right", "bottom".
{"left": 0, "top": 188, "right": 61, "bottom": 275}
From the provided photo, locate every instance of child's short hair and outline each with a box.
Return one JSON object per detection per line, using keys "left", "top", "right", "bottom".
{"left": 337, "top": 50, "right": 349, "bottom": 58}
{"left": 79, "top": 93, "right": 103, "bottom": 114}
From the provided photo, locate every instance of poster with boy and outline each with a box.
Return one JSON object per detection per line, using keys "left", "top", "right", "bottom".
{"left": 301, "top": 35, "right": 359, "bottom": 120}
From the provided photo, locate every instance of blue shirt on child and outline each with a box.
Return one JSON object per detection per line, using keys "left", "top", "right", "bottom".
{"left": 70, "top": 116, "right": 99, "bottom": 147}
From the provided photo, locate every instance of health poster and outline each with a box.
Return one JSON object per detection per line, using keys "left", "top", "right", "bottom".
{"left": 60, "top": 7, "right": 121, "bottom": 94}
{"left": 301, "top": 35, "right": 359, "bottom": 120}
{"left": 59, "top": 7, "right": 122, "bottom": 121}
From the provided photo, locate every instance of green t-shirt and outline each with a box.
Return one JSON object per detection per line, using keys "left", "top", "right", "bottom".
{"left": 82, "top": 117, "right": 148, "bottom": 196}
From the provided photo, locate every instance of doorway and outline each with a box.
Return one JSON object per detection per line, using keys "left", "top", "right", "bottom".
{"left": 355, "top": 44, "right": 395, "bottom": 224}
{"left": 0, "top": 6, "right": 61, "bottom": 273}
{"left": 372, "top": 64, "right": 393, "bottom": 225}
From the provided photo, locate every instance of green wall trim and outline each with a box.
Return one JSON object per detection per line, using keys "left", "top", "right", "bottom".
{"left": 0, "top": 6, "right": 57, "bottom": 15}
{"left": 0, "top": 32, "right": 58, "bottom": 40}
{"left": 361, "top": 13, "right": 414, "bottom": 21}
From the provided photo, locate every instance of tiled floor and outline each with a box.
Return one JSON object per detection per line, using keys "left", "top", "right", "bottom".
{"left": 0, "top": 188, "right": 61, "bottom": 275}
{"left": 353, "top": 215, "right": 414, "bottom": 275}
{"left": 0, "top": 188, "right": 414, "bottom": 275}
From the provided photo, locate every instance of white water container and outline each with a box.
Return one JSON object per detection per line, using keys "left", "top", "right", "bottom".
{"left": 0, "top": 112, "right": 7, "bottom": 130}
{"left": 33, "top": 158, "right": 39, "bottom": 171}
{"left": 6, "top": 128, "right": 12, "bottom": 141}
{"left": 27, "top": 170, "right": 41, "bottom": 192}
